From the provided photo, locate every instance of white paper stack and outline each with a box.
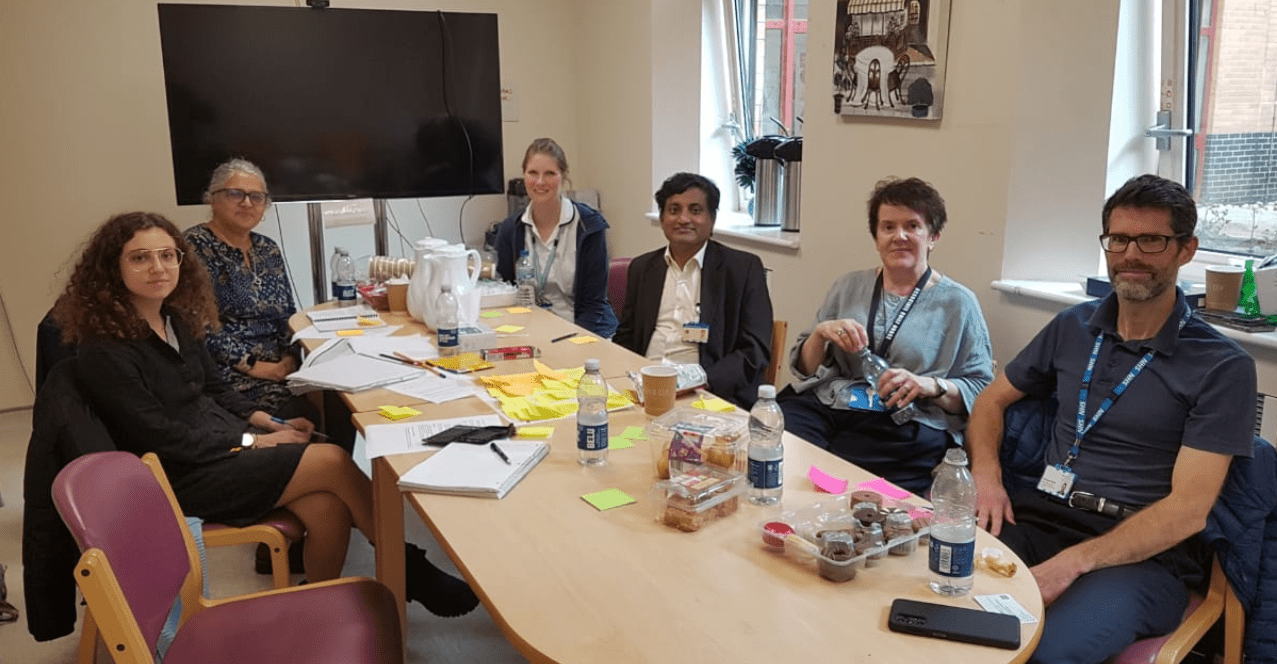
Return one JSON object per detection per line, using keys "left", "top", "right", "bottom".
{"left": 397, "top": 440, "right": 549, "bottom": 499}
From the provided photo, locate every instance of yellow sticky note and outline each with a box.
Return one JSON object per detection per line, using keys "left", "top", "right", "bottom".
{"left": 494, "top": 324, "right": 524, "bottom": 333}
{"left": 581, "top": 488, "right": 636, "bottom": 511}
{"left": 569, "top": 335, "right": 598, "bottom": 345}
{"left": 609, "top": 436, "right": 635, "bottom": 450}
{"left": 480, "top": 311, "right": 503, "bottom": 318}
{"left": 506, "top": 307, "right": 532, "bottom": 314}
{"left": 336, "top": 329, "right": 365, "bottom": 337}
{"left": 378, "top": 405, "right": 421, "bottom": 421}
{"left": 516, "top": 426, "right": 554, "bottom": 439}
{"left": 356, "top": 316, "right": 383, "bottom": 326}
{"left": 693, "top": 397, "right": 736, "bottom": 413}
{"left": 620, "top": 425, "right": 648, "bottom": 440}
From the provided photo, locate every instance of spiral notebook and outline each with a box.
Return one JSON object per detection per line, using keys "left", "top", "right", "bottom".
{"left": 397, "top": 440, "right": 549, "bottom": 499}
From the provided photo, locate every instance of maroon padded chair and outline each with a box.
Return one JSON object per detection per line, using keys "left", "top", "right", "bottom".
{"left": 53, "top": 452, "right": 403, "bottom": 664}
{"left": 607, "top": 256, "right": 632, "bottom": 320}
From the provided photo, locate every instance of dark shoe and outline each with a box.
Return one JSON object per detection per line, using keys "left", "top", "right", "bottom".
{"left": 255, "top": 542, "right": 306, "bottom": 575}
{"left": 405, "top": 543, "right": 478, "bottom": 617}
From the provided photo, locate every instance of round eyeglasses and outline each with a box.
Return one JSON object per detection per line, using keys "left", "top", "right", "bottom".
{"left": 1098, "top": 233, "right": 1187, "bottom": 254}
{"left": 213, "top": 188, "right": 270, "bottom": 206}
{"left": 124, "top": 248, "right": 184, "bottom": 271}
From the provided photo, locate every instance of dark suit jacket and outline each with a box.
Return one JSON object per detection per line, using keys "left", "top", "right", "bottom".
{"left": 614, "top": 240, "right": 773, "bottom": 407}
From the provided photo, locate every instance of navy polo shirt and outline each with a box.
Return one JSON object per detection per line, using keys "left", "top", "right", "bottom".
{"left": 1004, "top": 289, "right": 1255, "bottom": 507}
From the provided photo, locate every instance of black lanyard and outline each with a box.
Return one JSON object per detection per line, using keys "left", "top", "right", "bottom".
{"left": 866, "top": 267, "right": 931, "bottom": 357}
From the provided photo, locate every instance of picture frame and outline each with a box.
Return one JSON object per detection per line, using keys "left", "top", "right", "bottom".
{"left": 832, "top": 0, "right": 953, "bottom": 121}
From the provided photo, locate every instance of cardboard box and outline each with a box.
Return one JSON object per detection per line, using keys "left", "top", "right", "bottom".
{"left": 458, "top": 323, "right": 497, "bottom": 352}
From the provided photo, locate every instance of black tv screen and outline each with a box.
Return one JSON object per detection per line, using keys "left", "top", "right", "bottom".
{"left": 157, "top": 4, "right": 503, "bottom": 204}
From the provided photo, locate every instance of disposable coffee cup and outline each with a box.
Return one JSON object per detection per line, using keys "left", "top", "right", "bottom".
{"left": 1204, "top": 266, "right": 1244, "bottom": 311}
{"left": 386, "top": 278, "right": 410, "bottom": 312}
{"left": 640, "top": 365, "right": 678, "bottom": 417}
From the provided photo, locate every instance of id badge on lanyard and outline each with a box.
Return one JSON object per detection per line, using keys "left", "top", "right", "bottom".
{"left": 1037, "top": 463, "right": 1076, "bottom": 499}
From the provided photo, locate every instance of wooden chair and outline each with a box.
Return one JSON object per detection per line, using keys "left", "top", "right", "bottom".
{"left": 764, "top": 320, "right": 787, "bottom": 386}
{"left": 1106, "top": 555, "right": 1244, "bottom": 664}
{"left": 77, "top": 510, "right": 303, "bottom": 664}
{"left": 54, "top": 452, "right": 402, "bottom": 664}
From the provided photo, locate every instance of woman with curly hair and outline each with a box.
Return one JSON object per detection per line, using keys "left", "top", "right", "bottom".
{"left": 51, "top": 212, "right": 477, "bottom": 615}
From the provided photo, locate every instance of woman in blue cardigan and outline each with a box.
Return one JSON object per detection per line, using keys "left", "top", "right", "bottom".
{"left": 495, "top": 138, "right": 618, "bottom": 337}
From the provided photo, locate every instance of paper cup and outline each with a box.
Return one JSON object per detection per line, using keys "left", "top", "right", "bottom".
{"left": 1204, "top": 266, "right": 1244, "bottom": 311}
{"left": 640, "top": 365, "right": 678, "bottom": 417}
{"left": 386, "top": 279, "right": 410, "bottom": 312}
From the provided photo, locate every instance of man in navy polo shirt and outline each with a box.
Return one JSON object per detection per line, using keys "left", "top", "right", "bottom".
{"left": 967, "top": 174, "right": 1256, "bottom": 664}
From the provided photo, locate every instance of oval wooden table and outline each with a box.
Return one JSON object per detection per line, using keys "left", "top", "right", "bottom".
{"left": 355, "top": 402, "right": 1044, "bottom": 664}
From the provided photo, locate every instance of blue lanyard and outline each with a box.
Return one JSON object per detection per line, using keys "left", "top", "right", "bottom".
{"left": 1068, "top": 307, "right": 1191, "bottom": 466}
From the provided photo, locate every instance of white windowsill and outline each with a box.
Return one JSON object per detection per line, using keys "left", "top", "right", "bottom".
{"left": 645, "top": 210, "right": 801, "bottom": 251}
{"left": 992, "top": 278, "right": 1277, "bottom": 352}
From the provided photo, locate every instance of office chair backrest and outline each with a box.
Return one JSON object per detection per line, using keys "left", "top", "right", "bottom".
{"left": 608, "top": 256, "right": 632, "bottom": 319}
{"left": 53, "top": 451, "right": 191, "bottom": 653}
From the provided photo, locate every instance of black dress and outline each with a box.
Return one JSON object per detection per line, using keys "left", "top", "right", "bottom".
{"left": 75, "top": 310, "right": 306, "bottom": 526}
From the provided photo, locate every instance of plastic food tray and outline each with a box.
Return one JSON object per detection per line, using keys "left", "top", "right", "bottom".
{"left": 646, "top": 407, "right": 749, "bottom": 479}
{"left": 756, "top": 497, "right": 931, "bottom": 583}
{"left": 650, "top": 469, "right": 747, "bottom": 532}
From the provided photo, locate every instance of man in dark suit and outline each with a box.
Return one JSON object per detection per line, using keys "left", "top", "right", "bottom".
{"left": 614, "top": 172, "right": 773, "bottom": 407}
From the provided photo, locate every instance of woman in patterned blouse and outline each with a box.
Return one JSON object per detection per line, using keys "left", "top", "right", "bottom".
{"left": 184, "top": 159, "right": 306, "bottom": 419}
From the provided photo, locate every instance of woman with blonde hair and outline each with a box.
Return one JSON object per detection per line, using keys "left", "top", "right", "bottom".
{"left": 495, "top": 138, "right": 618, "bottom": 337}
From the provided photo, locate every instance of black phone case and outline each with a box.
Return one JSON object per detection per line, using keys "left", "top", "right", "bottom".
{"left": 887, "top": 599, "right": 1021, "bottom": 650}
{"left": 424, "top": 424, "right": 515, "bottom": 446}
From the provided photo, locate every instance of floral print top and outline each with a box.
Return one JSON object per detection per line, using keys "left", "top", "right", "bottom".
{"left": 184, "top": 223, "right": 296, "bottom": 412}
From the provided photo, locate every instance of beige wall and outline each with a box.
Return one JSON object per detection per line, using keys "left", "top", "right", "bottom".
{"left": 0, "top": 0, "right": 592, "bottom": 408}
{"left": 6, "top": 0, "right": 1277, "bottom": 410}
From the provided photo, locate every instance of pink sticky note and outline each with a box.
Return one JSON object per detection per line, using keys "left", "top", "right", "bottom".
{"left": 854, "top": 478, "right": 913, "bottom": 501}
{"left": 808, "top": 465, "right": 850, "bottom": 494}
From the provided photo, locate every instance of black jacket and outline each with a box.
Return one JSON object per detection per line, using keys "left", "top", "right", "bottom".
{"left": 22, "top": 360, "right": 114, "bottom": 641}
{"left": 614, "top": 240, "right": 773, "bottom": 408}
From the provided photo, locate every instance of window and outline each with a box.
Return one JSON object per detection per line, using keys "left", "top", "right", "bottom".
{"left": 755, "top": 0, "right": 808, "bottom": 138}
{"left": 1186, "top": 0, "right": 1277, "bottom": 257}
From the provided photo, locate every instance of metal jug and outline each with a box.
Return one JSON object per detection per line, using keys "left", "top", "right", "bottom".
{"left": 746, "top": 136, "right": 785, "bottom": 227}
{"left": 775, "top": 137, "right": 803, "bottom": 233}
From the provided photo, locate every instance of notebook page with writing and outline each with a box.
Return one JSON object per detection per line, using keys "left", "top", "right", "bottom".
{"left": 397, "top": 440, "right": 549, "bottom": 499}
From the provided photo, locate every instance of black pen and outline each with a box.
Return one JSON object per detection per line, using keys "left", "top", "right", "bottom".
{"left": 270, "top": 415, "right": 332, "bottom": 441}
{"left": 489, "top": 441, "right": 511, "bottom": 465}
{"left": 550, "top": 332, "right": 577, "bottom": 343}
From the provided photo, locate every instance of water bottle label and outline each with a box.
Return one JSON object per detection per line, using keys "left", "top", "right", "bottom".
{"left": 336, "top": 283, "right": 356, "bottom": 301}
{"left": 437, "top": 328, "right": 458, "bottom": 347}
{"left": 748, "top": 458, "right": 783, "bottom": 489}
{"left": 928, "top": 536, "right": 975, "bottom": 578}
{"left": 578, "top": 423, "right": 608, "bottom": 451}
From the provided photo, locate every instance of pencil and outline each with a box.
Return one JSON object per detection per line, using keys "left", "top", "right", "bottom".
{"left": 550, "top": 332, "right": 577, "bottom": 343}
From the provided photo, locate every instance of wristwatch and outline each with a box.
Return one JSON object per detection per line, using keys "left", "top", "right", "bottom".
{"left": 933, "top": 377, "right": 949, "bottom": 398}
{"left": 241, "top": 433, "right": 256, "bottom": 448}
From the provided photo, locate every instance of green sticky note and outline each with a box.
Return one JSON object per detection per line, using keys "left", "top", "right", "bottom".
{"left": 609, "top": 436, "right": 635, "bottom": 450}
{"left": 480, "top": 311, "right": 503, "bottom": 318}
{"left": 582, "top": 488, "right": 636, "bottom": 511}
{"left": 620, "top": 425, "right": 648, "bottom": 440}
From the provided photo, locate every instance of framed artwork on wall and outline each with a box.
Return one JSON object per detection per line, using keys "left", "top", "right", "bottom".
{"left": 832, "top": 0, "right": 953, "bottom": 121}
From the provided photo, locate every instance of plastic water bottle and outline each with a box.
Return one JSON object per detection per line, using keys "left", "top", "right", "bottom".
{"left": 928, "top": 448, "right": 977, "bottom": 596}
{"left": 515, "top": 249, "right": 536, "bottom": 308}
{"left": 435, "top": 283, "right": 459, "bottom": 357}
{"left": 576, "top": 358, "right": 608, "bottom": 466}
{"left": 747, "top": 384, "right": 784, "bottom": 506}
{"left": 333, "top": 247, "right": 357, "bottom": 307}
{"left": 854, "top": 348, "right": 917, "bottom": 425}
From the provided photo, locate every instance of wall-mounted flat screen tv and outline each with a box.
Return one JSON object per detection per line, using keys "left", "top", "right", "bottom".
{"left": 157, "top": 4, "right": 503, "bottom": 204}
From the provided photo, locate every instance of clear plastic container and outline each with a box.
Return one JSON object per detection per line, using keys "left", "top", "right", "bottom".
{"left": 652, "top": 468, "right": 747, "bottom": 532}
{"left": 756, "top": 497, "right": 930, "bottom": 583}
{"left": 646, "top": 407, "right": 748, "bottom": 480}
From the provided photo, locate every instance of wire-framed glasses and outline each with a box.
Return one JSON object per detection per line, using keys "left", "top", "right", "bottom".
{"left": 123, "top": 248, "right": 184, "bottom": 271}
